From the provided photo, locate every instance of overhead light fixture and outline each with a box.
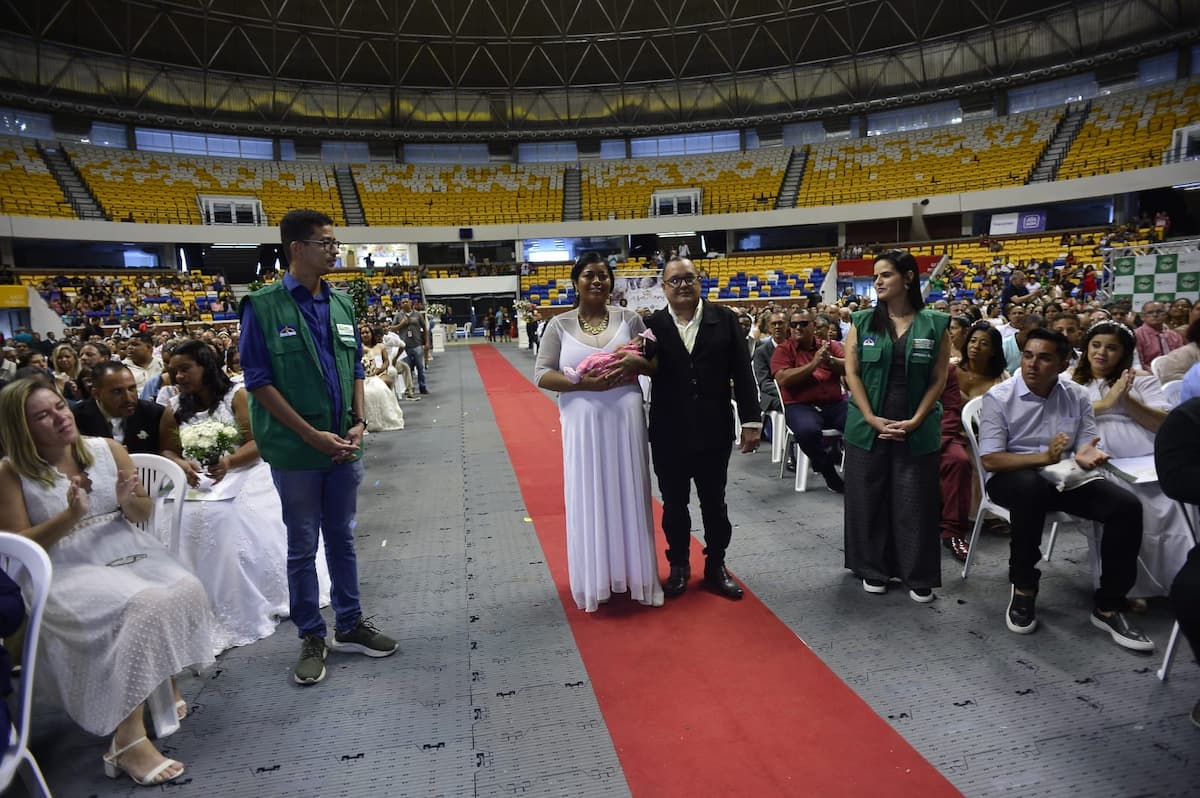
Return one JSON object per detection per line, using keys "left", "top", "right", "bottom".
{"left": 658, "top": 231, "right": 695, "bottom": 238}
{"left": 210, "top": 243, "right": 257, "bottom": 249}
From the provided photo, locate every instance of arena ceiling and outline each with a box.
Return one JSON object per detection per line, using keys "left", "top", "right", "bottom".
{"left": 0, "top": 0, "right": 1195, "bottom": 139}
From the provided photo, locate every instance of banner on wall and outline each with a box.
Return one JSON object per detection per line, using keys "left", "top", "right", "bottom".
{"left": 611, "top": 271, "right": 665, "bottom": 313}
{"left": 989, "top": 210, "right": 1046, "bottom": 236}
{"left": 1111, "top": 252, "right": 1199, "bottom": 307}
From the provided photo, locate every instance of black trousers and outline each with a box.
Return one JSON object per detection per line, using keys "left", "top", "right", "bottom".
{"left": 986, "top": 470, "right": 1141, "bottom": 612}
{"left": 1170, "top": 542, "right": 1200, "bottom": 664}
{"left": 652, "top": 444, "right": 733, "bottom": 568}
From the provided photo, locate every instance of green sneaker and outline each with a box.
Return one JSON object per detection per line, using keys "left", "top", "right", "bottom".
{"left": 293, "top": 635, "right": 328, "bottom": 685}
{"left": 329, "top": 617, "right": 398, "bottom": 658}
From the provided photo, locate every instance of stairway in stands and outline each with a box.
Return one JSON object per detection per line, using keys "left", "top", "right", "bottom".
{"left": 39, "top": 142, "right": 107, "bottom": 220}
{"left": 335, "top": 165, "right": 367, "bottom": 226}
{"left": 562, "top": 166, "right": 582, "bottom": 221}
{"left": 775, "top": 146, "right": 806, "bottom": 209}
{"left": 1028, "top": 101, "right": 1091, "bottom": 183}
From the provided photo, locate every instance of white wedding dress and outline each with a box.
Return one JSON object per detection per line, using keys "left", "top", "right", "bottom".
{"left": 537, "top": 308, "right": 664, "bottom": 612}
{"left": 362, "top": 352, "right": 405, "bottom": 431}
{"left": 1082, "top": 376, "right": 1193, "bottom": 596}
{"left": 16, "top": 437, "right": 214, "bottom": 735}
{"left": 170, "top": 386, "right": 332, "bottom": 654}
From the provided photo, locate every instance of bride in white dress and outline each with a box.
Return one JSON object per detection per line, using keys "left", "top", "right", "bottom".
{"left": 160, "top": 340, "right": 331, "bottom": 654}
{"left": 360, "top": 325, "right": 405, "bottom": 431}
{"left": 534, "top": 252, "right": 663, "bottom": 612}
{"left": 1071, "top": 321, "right": 1191, "bottom": 597}
{"left": 0, "top": 378, "right": 213, "bottom": 786}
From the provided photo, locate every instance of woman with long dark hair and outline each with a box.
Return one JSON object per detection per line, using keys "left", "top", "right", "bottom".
{"left": 843, "top": 251, "right": 951, "bottom": 602}
{"left": 159, "top": 339, "right": 331, "bottom": 653}
{"left": 533, "top": 251, "right": 661, "bottom": 612}
{"left": 957, "top": 322, "right": 1009, "bottom": 401}
{"left": 1071, "top": 321, "right": 1187, "bottom": 596}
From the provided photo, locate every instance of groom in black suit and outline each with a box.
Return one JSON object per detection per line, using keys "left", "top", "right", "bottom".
{"left": 72, "top": 361, "right": 164, "bottom": 455}
{"left": 646, "top": 257, "right": 762, "bottom": 600}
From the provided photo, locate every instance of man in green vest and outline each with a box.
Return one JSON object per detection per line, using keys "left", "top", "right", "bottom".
{"left": 239, "top": 208, "right": 398, "bottom": 685}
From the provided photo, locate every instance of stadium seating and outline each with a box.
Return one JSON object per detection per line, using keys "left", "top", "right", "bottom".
{"left": 581, "top": 149, "right": 789, "bottom": 221}
{"left": 0, "top": 137, "right": 74, "bottom": 219}
{"left": 798, "top": 110, "right": 1062, "bottom": 207}
{"left": 1057, "top": 79, "right": 1200, "bottom": 180}
{"left": 354, "top": 163, "right": 563, "bottom": 226}
{"left": 63, "top": 144, "right": 345, "bottom": 226}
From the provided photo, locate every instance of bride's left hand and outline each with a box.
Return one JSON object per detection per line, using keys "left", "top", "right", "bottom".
{"left": 115, "top": 469, "right": 141, "bottom": 504}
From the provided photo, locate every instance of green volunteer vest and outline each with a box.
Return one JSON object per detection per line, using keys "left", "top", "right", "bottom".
{"left": 244, "top": 280, "right": 361, "bottom": 470}
{"left": 844, "top": 308, "right": 949, "bottom": 456}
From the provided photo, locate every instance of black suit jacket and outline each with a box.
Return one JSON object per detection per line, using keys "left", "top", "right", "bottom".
{"left": 751, "top": 338, "right": 781, "bottom": 413}
{"left": 646, "top": 302, "right": 760, "bottom": 454}
{"left": 72, "top": 399, "right": 164, "bottom": 455}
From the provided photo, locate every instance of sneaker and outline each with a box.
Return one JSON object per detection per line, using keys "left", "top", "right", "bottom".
{"left": 1006, "top": 586, "right": 1038, "bottom": 634}
{"left": 330, "top": 617, "right": 399, "bottom": 658}
{"left": 1090, "top": 609, "right": 1155, "bottom": 652}
{"left": 819, "top": 462, "right": 845, "bottom": 494}
{"left": 909, "top": 588, "right": 935, "bottom": 604}
{"left": 294, "top": 635, "right": 328, "bottom": 685}
{"left": 862, "top": 578, "right": 887, "bottom": 594}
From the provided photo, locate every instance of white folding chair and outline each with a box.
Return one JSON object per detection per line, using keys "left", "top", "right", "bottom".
{"left": 959, "top": 396, "right": 1077, "bottom": 579}
{"left": 1149, "top": 355, "right": 1170, "bottom": 384}
{"left": 1159, "top": 380, "right": 1181, "bottom": 408}
{"left": 0, "top": 532, "right": 53, "bottom": 797}
{"left": 129, "top": 454, "right": 186, "bottom": 552}
{"left": 127, "top": 454, "right": 187, "bottom": 739}
{"left": 1158, "top": 501, "right": 1198, "bottom": 682}
{"left": 773, "top": 381, "right": 843, "bottom": 492}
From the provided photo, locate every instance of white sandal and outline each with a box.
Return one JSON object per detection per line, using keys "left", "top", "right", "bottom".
{"left": 102, "top": 735, "right": 185, "bottom": 786}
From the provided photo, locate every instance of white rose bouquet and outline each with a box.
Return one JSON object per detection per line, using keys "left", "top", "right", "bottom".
{"left": 179, "top": 419, "right": 241, "bottom": 468}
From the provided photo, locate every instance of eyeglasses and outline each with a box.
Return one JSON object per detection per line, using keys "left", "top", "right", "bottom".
{"left": 664, "top": 275, "right": 697, "bottom": 287}
{"left": 1142, "top": 308, "right": 1165, "bottom": 316}
{"left": 106, "top": 553, "right": 147, "bottom": 567}
{"left": 790, "top": 320, "right": 811, "bottom": 328}
{"left": 299, "top": 239, "right": 342, "bottom": 251}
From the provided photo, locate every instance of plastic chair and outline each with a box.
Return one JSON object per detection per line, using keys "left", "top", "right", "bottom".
{"left": 1159, "top": 380, "right": 1181, "bottom": 408}
{"left": 128, "top": 454, "right": 186, "bottom": 552}
{"left": 1157, "top": 500, "right": 1198, "bottom": 682}
{"left": 127, "top": 454, "right": 187, "bottom": 740}
{"left": 959, "top": 396, "right": 1077, "bottom": 579}
{"left": 773, "top": 380, "right": 843, "bottom": 492}
{"left": 0, "top": 532, "right": 53, "bottom": 797}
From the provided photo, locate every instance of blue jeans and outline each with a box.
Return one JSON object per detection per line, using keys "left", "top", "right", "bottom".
{"left": 271, "top": 460, "right": 364, "bottom": 638}
{"left": 783, "top": 398, "right": 848, "bottom": 468}
{"left": 406, "top": 346, "right": 427, "bottom": 392}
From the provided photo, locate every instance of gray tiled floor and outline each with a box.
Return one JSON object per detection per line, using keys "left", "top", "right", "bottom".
{"left": 29, "top": 342, "right": 1199, "bottom": 797}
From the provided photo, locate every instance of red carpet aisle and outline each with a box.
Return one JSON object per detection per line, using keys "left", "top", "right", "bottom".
{"left": 473, "top": 346, "right": 961, "bottom": 798}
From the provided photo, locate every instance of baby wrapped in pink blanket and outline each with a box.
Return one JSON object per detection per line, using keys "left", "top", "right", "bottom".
{"left": 563, "top": 328, "right": 656, "bottom": 384}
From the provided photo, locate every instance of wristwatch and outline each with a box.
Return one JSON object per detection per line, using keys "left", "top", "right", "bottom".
{"left": 351, "top": 416, "right": 368, "bottom": 429}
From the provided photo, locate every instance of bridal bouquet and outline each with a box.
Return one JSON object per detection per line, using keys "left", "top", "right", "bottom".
{"left": 564, "top": 329, "right": 656, "bottom": 384}
{"left": 180, "top": 419, "right": 240, "bottom": 467}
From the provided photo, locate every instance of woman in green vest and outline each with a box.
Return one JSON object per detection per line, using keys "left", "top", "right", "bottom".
{"left": 842, "top": 251, "right": 951, "bottom": 603}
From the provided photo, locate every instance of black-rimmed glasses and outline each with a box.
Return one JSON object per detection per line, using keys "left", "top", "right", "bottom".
{"left": 106, "top": 553, "right": 147, "bottom": 567}
{"left": 300, "top": 239, "right": 342, "bottom": 251}
{"left": 664, "top": 275, "right": 697, "bottom": 287}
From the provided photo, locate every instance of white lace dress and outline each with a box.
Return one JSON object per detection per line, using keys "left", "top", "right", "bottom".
{"left": 362, "top": 351, "right": 405, "bottom": 431}
{"left": 535, "top": 309, "right": 664, "bottom": 612}
{"left": 16, "top": 437, "right": 214, "bottom": 735}
{"left": 170, "top": 386, "right": 332, "bottom": 654}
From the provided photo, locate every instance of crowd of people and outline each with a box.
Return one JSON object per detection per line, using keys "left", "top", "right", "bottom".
{"left": 530, "top": 246, "right": 1200, "bottom": 732}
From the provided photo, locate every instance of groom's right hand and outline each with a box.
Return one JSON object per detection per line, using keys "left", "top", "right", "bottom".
{"left": 307, "top": 430, "right": 358, "bottom": 459}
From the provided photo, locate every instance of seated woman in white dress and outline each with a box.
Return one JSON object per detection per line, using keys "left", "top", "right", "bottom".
{"left": 0, "top": 378, "right": 214, "bottom": 786}
{"left": 1071, "top": 321, "right": 1190, "bottom": 597}
{"left": 159, "top": 340, "right": 331, "bottom": 654}
{"left": 359, "top": 325, "right": 405, "bottom": 431}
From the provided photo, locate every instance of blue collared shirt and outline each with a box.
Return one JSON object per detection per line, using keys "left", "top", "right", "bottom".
{"left": 239, "top": 272, "right": 364, "bottom": 430}
{"left": 978, "top": 373, "right": 1099, "bottom": 473}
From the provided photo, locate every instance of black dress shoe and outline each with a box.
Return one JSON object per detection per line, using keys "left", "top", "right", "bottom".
{"left": 663, "top": 565, "right": 690, "bottom": 597}
{"left": 702, "top": 565, "right": 744, "bottom": 600}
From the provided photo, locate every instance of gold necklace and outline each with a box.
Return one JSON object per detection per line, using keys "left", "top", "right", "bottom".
{"left": 579, "top": 311, "right": 610, "bottom": 336}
